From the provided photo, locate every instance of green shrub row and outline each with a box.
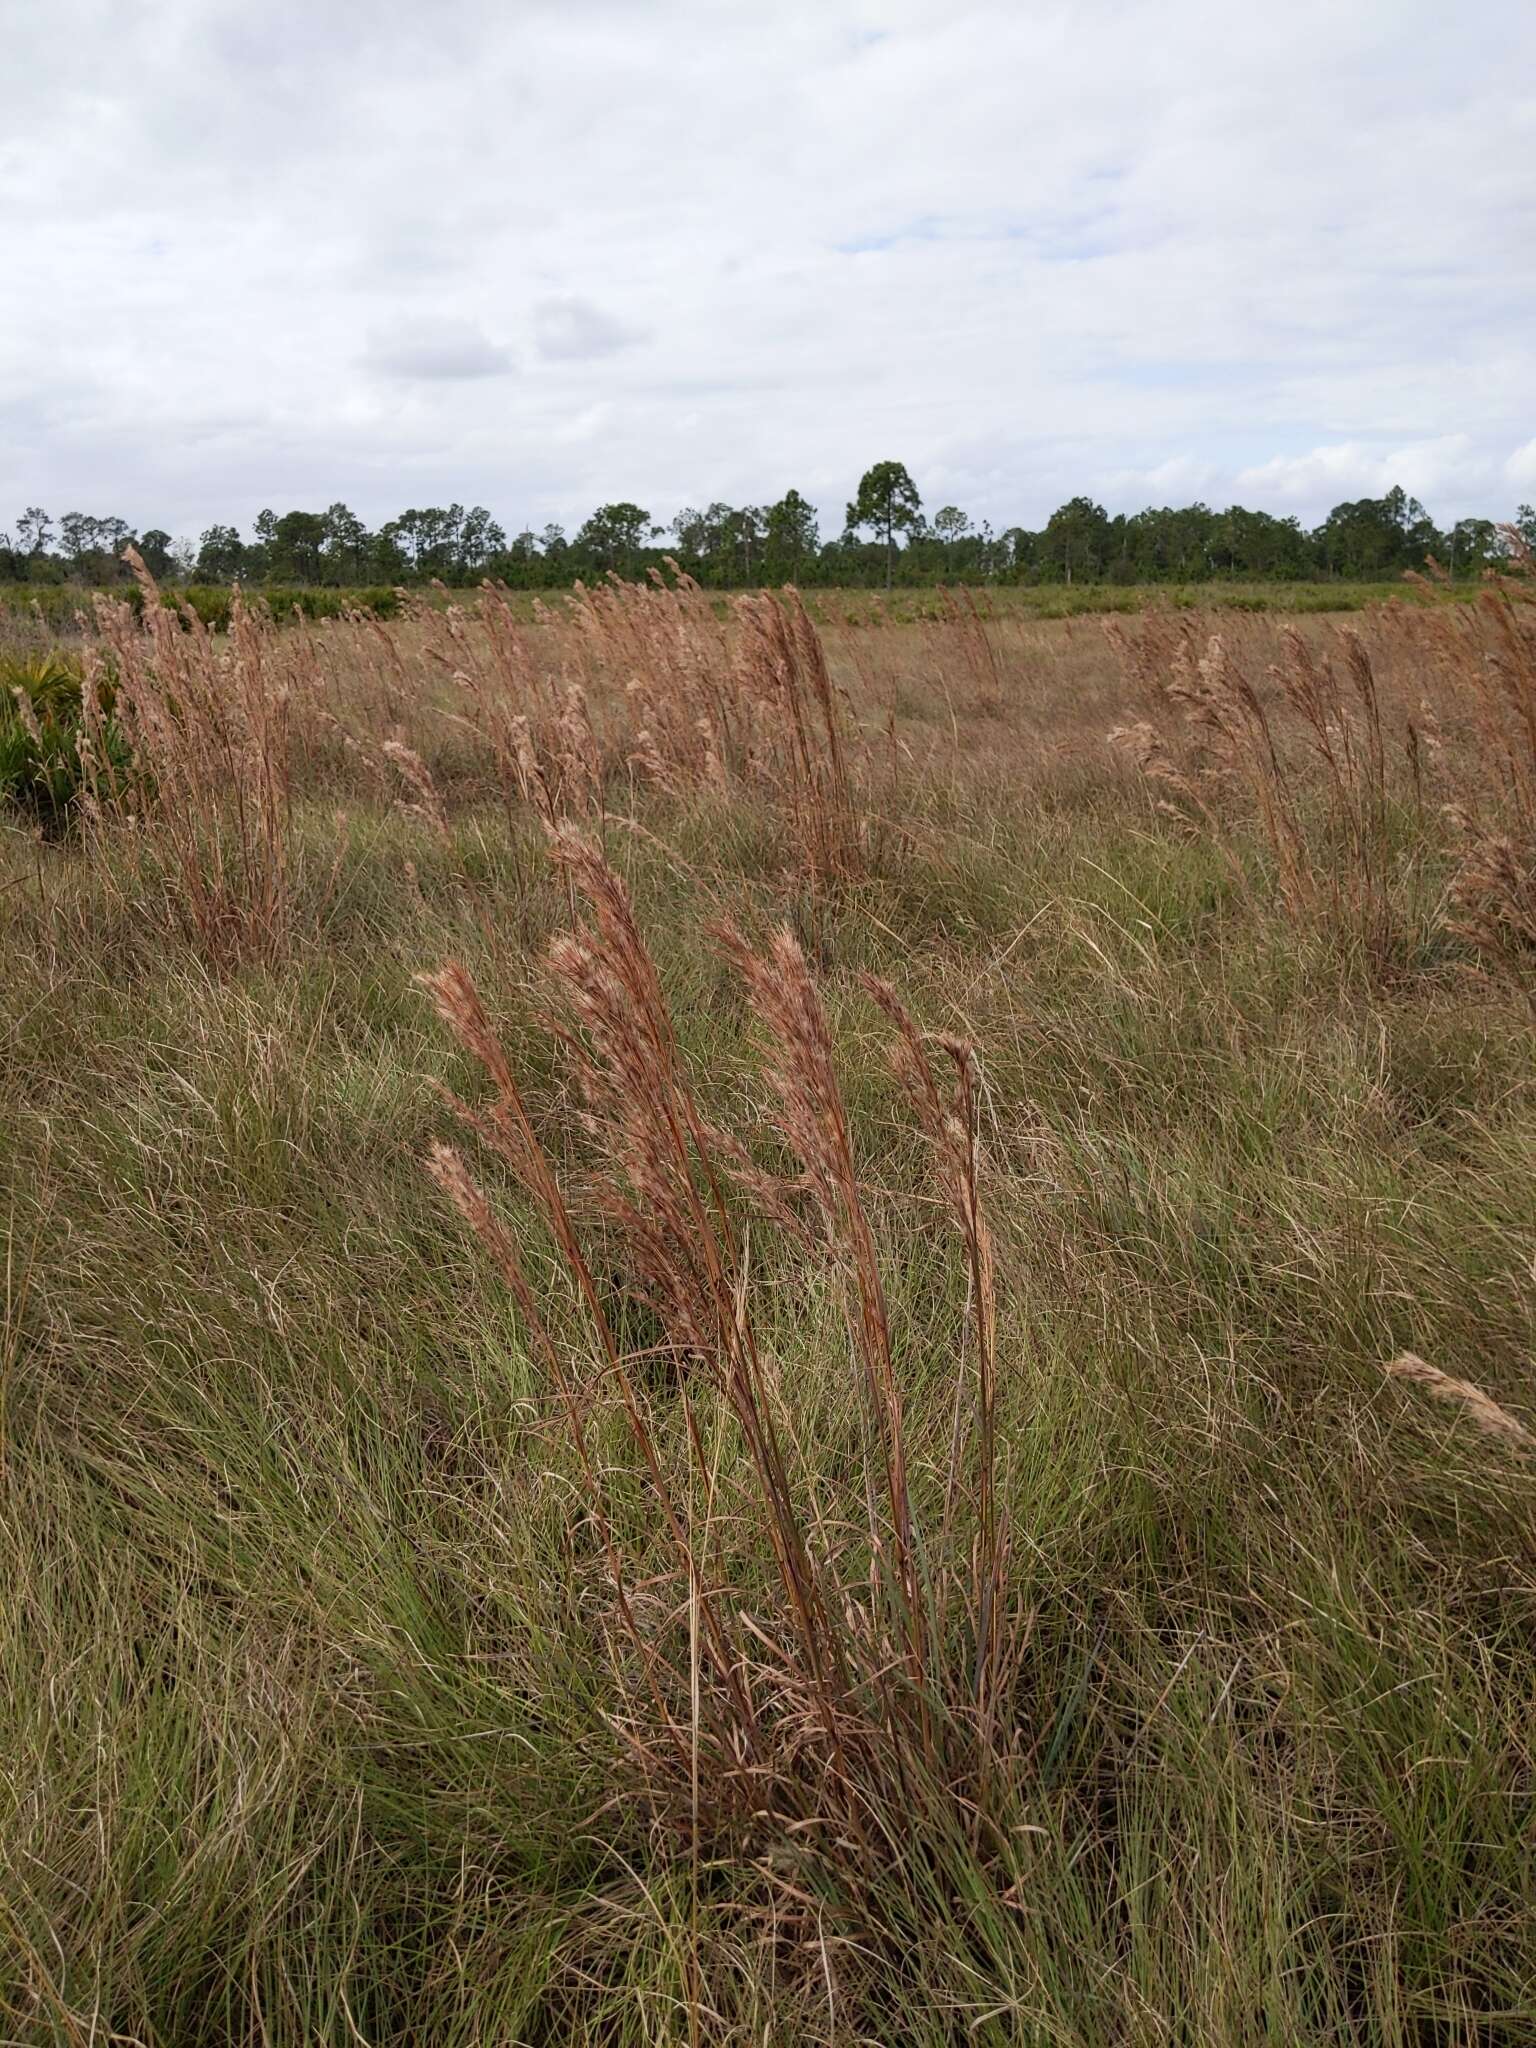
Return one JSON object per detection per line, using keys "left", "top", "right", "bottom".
{"left": 0, "top": 583, "right": 404, "bottom": 633}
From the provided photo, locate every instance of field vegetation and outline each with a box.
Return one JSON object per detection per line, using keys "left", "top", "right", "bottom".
{"left": 2, "top": 548, "right": 1534, "bottom": 2043}
{"left": 0, "top": 570, "right": 1501, "bottom": 647}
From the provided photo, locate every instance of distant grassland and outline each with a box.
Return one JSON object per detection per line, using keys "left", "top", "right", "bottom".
{"left": 0, "top": 573, "right": 1484, "bottom": 638}
{"left": 3, "top": 565, "right": 1536, "bottom": 2044}
{"left": 818, "top": 577, "right": 1477, "bottom": 622}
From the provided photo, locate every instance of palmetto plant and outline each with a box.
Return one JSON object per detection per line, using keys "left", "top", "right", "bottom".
{"left": 0, "top": 650, "right": 126, "bottom": 833}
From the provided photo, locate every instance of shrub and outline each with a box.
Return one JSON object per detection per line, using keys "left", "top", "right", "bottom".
{"left": 0, "top": 582, "right": 405, "bottom": 639}
{"left": 132, "top": 585, "right": 403, "bottom": 630}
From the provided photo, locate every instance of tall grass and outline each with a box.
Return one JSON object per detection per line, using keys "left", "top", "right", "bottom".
{"left": 85, "top": 550, "right": 300, "bottom": 963}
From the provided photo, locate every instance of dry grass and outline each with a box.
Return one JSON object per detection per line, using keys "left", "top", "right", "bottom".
{"left": 1108, "top": 566, "right": 1536, "bottom": 979}
{"left": 83, "top": 549, "right": 302, "bottom": 962}
{"left": 1420, "top": 545, "right": 1536, "bottom": 959}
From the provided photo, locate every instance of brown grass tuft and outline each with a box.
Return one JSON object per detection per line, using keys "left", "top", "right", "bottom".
{"left": 421, "top": 831, "right": 1022, "bottom": 1897}
{"left": 1381, "top": 1352, "right": 1535, "bottom": 1455}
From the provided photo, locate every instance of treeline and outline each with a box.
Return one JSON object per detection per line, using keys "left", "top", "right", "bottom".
{"left": 5, "top": 465, "right": 1533, "bottom": 593}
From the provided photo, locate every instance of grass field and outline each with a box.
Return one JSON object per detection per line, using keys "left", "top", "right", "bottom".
{"left": 2, "top": 568, "right": 1534, "bottom": 2043}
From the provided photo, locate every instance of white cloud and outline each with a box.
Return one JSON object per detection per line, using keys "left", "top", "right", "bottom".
{"left": 533, "top": 297, "right": 645, "bottom": 363}
{"left": 363, "top": 319, "right": 515, "bottom": 381}
{"left": 1103, "top": 454, "right": 1223, "bottom": 507}
{"left": 1234, "top": 437, "right": 1487, "bottom": 510}
{"left": 1507, "top": 438, "right": 1536, "bottom": 492}
{"left": 3, "top": 0, "right": 1533, "bottom": 537}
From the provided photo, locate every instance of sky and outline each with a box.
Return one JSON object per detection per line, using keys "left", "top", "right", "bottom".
{"left": 2, "top": 0, "right": 1534, "bottom": 547}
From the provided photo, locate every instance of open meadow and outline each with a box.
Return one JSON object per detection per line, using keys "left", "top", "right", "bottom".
{"left": 2, "top": 566, "right": 1535, "bottom": 2043}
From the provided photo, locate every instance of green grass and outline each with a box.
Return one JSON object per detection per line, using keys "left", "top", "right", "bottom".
{"left": 825, "top": 578, "right": 1472, "bottom": 625}
{"left": 3, "top": 770, "right": 1535, "bottom": 2043}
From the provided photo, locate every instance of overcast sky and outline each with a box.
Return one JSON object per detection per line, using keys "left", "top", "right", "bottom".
{"left": 3, "top": 0, "right": 1533, "bottom": 544}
